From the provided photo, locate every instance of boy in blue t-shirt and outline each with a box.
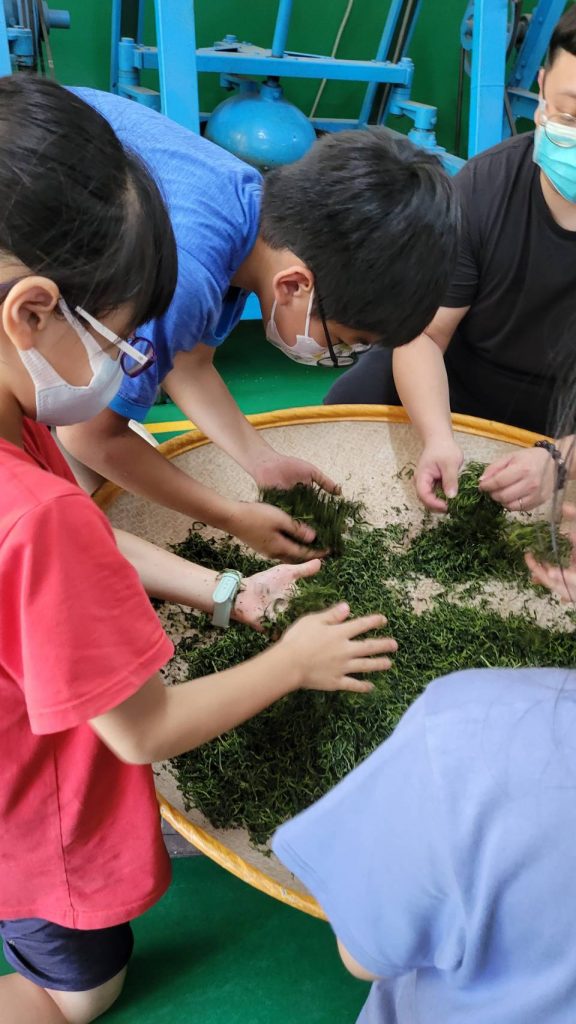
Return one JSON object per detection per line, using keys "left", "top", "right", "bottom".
{"left": 60, "top": 90, "right": 458, "bottom": 561}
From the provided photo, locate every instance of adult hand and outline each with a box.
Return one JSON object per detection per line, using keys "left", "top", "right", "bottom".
{"left": 415, "top": 439, "right": 464, "bottom": 512}
{"left": 253, "top": 454, "right": 341, "bottom": 495}
{"left": 227, "top": 500, "right": 324, "bottom": 561}
{"left": 479, "top": 447, "right": 554, "bottom": 511}
{"left": 234, "top": 559, "right": 322, "bottom": 631}
{"left": 279, "top": 603, "right": 398, "bottom": 693}
{"left": 525, "top": 501, "right": 576, "bottom": 601}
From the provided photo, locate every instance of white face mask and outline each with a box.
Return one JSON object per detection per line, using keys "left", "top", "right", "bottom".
{"left": 18, "top": 299, "right": 124, "bottom": 426}
{"left": 266, "top": 287, "right": 357, "bottom": 367}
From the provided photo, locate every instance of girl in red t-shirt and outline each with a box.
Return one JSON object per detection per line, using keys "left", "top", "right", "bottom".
{"left": 0, "top": 78, "right": 396, "bottom": 1024}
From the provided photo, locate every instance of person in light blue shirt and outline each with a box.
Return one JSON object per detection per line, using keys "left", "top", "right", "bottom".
{"left": 59, "top": 90, "right": 458, "bottom": 561}
{"left": 273, "top": 660, "right": 576, "bottom": 1023}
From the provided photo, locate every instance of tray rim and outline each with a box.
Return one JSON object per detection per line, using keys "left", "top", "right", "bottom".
{"left": 93, "top": 403, "right": 545, "bottom": 919}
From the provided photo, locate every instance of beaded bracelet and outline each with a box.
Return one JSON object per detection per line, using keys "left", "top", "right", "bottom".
{"left": 533, "top": 440, "right": 568, "bottom": 489}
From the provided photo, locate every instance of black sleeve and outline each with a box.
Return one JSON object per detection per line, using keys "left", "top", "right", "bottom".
{"left": 443, "top": 160, "right": 481, "bottom": 309}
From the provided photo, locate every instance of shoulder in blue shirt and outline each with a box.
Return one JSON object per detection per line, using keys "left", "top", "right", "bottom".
{"left": 273, "top": 667, "right": 576, "bottom": 1024}
{"left": 71, "top": 88, "right": 262, "bottom": 421}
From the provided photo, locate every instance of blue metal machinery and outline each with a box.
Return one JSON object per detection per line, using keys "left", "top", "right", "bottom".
{"left": 109, "top": 0, "right": 569, "bottom": 169}
{"left": 462, "top": 0, "right": 567, "bottom": 156}
{"left": 1, "top": 1, "right": 70, "bottom": 75}
{"left": 110, "top": 0, "right": 461, "bottom": 174}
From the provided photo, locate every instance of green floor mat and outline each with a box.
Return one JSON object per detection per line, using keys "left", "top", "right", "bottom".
{"left": 146, "top": 322, "right": 348, "bottom": 440}
{"left": 0, "top": 857, "right": 369, "bottom": 1024}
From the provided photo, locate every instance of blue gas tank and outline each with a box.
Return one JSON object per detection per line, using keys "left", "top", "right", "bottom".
{"left": 205, "top": 79, "right": 316, "bottom": 170}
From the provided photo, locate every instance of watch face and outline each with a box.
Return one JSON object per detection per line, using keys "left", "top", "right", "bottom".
{"left": 214, "top": 576, "right": 239, "bottom": 602}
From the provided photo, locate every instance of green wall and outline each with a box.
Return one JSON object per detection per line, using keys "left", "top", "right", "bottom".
{"left": 48, "top": 0, "right": 555, "bottom": 156}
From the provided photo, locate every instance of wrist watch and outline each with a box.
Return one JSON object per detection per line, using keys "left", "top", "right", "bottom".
{"left": 211, "top": 569, "right": 244, "bottom": 628}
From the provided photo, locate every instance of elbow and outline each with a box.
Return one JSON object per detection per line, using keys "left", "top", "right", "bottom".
{"left": 56, "top": 423, "right": 91, "bottom": 461}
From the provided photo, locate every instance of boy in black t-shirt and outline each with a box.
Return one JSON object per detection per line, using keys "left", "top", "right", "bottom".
{"left": 326, "top": 6, "right": 576, "bottom": 515}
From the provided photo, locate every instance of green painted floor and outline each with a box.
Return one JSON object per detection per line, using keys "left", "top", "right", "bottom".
{"left": 146, "top": 322, "right": 347, "bottom": 440}
{"left": 0, "top": 858, "right": 369, "bottom": 1024}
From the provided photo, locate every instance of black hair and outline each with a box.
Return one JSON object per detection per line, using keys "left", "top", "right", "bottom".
{"left": 260, "top": 128, "right": 460, "bottom": 346}
{"left": 0, "top": 76, "right": 177, "bottom": 328}
{"left": 548, "top": 5, "right": 576, "bottom": 67}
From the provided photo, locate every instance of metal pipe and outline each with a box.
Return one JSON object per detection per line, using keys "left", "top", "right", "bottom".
{"left": 0, "top": 10, "right": 11, "bottom": 73}
{"left": 376, "top": 0, "right": 421, "bottom": 125}
{"left": 137, "top": 0, "right": 145, "bottom": 44}
{"left": 469, "top": 0, "right": 508, "bottom": 156}
{"left": 358, "top": 0, "right": 406, "bottom": 125}
{"left": 109, "top": 0, "right": 122, "bottom": 92}
{"left": 270, "top": 0, "right": 293, "bottom": 58}
{"left": 455, "top": 45, "right": 465, "bottom": 157}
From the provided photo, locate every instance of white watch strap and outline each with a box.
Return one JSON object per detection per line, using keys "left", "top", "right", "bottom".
{"left": 211, "top": 570, "right": 243, "bottom": 628}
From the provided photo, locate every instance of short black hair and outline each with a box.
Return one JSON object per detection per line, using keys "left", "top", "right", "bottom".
{"left": 0, "top": 76, "right": 177, "bottom": 328}
{"left": 548, "top": 5, "right": 576, "bottom": 66}
{"left": 260, "top": 128, "right": 460, "bottom": 346}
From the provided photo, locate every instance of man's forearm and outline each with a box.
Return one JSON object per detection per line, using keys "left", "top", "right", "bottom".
{"left": 393, "top": 333, "right": 453, "bottom": 443}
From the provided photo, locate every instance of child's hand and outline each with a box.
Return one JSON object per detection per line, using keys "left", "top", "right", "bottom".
{"left": 227, "top": 501, "right": 326, "bottom": 561}
{"left": 525, "top": 502, "right": 576, "bottom": 601}
{"left": 253, "top": 454, "right": 340, "bottom": 495}
{"left": 234, "top": 559, "right": 322, "bottom": 631}
{"left": 279, "top": 603, "right": 397, "bottom": 693}
{"left": 526, "top": 553, "right": 576, "bottom": 601}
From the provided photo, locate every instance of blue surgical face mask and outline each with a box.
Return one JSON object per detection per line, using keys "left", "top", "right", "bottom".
{"left": 533, "top": 114, "right": 576, "bottom": 204}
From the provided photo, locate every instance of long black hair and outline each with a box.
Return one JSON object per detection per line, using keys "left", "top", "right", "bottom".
{"left": 0, "top": 76, "right": 177, "bottom": 327}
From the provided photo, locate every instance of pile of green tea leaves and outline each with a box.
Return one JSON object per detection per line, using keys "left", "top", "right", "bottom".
{"left": 259, "top": 483, "right": 365, "bottom": 555}
{"left": 166, "top": 465, "right": 574, "bottom": 846}
{"left": 383, "top": 461, "right": 571, "bottom": 586}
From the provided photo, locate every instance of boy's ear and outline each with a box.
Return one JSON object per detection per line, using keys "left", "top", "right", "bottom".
{"left": 272, "top": 265, "right": 314, "bottom": 307}
{"left": 2, "top": 277, "right": 60, "bottom": 351}
{"left": 537, "top": 67, "right": 545, "bottom": 100}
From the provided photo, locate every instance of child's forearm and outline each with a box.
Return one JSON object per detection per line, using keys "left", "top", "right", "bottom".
{"left": 164, "top": 347, "right": 276, "bottom": 478}
{"left": 91, "top": 645, "right": 302, "bottom": 764}
{"left": 59, "top": 411, "right": 242, "bottom": 531}
{"left": 114, "top": 529, "right": 219, "bottom": 610}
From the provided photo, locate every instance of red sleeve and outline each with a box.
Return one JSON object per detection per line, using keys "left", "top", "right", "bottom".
{"left": 1, "top": 492, "right": 174, "bottom": 734}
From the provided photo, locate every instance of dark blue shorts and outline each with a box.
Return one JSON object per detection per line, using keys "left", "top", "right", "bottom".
{"left": 0, "top": 917, "right": 134, "bottom": 992}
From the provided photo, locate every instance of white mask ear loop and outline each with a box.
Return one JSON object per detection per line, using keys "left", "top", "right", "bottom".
{"left": 58, "top": 300, "right": 104, "bottom": 371}
{"left": 303, "top": 287, "right": 315, "bottom": 338}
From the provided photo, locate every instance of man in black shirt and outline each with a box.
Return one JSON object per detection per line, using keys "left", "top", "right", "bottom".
{"left": 326, "top": 6, "right": 576, "bottom": 513}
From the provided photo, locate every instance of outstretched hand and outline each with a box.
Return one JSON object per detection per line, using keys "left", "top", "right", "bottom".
{"left": 279, "top": 602, "right": 398, "bottom": 693}
{"left": 234, "top": 559, "right": 322, "bottom": 631}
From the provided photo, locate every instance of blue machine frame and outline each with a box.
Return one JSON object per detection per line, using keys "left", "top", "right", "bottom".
{"left": 110, "top": 0, "right": 463, "bottom": 175}
{"left": 109, "top": 0, "right": 567, "bottom": 165}
{"left": 2, "top": 1, "right": 70, "bottom": 73}
{"left": 464, "top": 0, "right": 566, "bottom": 155}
